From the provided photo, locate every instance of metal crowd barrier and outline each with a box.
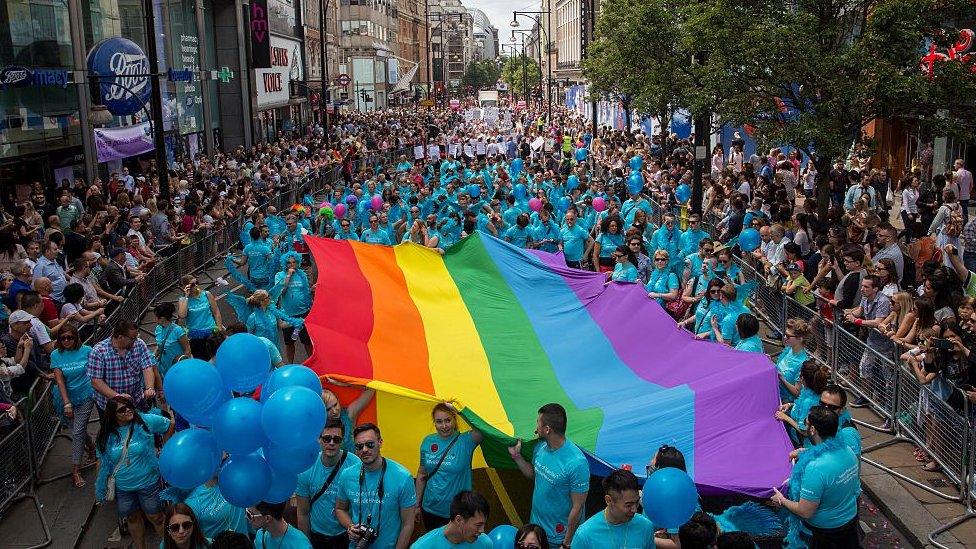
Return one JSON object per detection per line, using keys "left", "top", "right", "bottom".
{"left": 0, "top": 147, "right": 408, "bottom": 546}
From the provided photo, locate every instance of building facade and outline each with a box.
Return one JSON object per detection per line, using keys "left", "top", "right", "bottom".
{"left": 428, "top": 0, "right": 471, "bottom": 97}
{"left": 393, "top": 0, "right": 428, "bottom": 102}
{"left": 338, "top": 0, "right": 398, "bottom": 111}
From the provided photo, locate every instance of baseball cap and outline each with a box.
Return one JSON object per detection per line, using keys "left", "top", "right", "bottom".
{"left": 9, "top": 310, "right": 33, "bottom": 323}
{"left": 786, "top": 262, "right": 802, "bottom": 272}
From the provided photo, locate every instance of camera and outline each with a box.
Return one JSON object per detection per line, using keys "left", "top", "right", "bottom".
{"left": 931, "top": 338, "right": 954, "bottom": 351}
{"left": 353, "top": 519, "right": 378, "bottom": 549}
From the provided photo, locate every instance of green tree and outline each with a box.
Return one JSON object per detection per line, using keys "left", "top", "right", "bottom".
{"left": 587, "top": 0, "right": 976, "bottom": 213}
{"left": 501, "top": 55, "right": 541, "bottom": 100}
{"left": 461, "top": 60, "right": 502, "bottom": 91}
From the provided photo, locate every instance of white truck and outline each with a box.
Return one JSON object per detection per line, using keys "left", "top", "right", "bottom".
{"left": 478, "top": 90, "right": 499, "bottom": 108}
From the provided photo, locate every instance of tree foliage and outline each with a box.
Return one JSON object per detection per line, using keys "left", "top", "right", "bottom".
{"left": 500, "top": 55, "right": 542, "bottom": 98}
{"left": 586, "top": 0, "right": 976, "bottom": 168}
{"left": 461, "top": 60, "right": 502, "bottom": 91}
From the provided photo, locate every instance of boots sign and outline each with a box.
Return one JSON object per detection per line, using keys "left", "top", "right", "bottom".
{"left": 254, "top": 35, "right": 302, "bottom": 108}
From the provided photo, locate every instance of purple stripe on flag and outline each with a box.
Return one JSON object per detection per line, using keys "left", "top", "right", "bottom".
{"left": 527, "top": 248, "right": 792, "bottom": 495}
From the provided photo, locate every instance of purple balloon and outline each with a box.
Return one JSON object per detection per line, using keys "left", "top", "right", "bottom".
{"left": 334, "top": 203, "right": 347, "bottom": 218}
{"left": 345, "top": 194, "right": 358, "bottom": 205}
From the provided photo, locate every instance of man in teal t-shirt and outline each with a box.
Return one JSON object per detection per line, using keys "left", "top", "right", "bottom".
{"left": 249, "top": 501, "right": 312, "bottom": 548}
{"left": 573, "top": 469, "right": 656, "bottom": 549}
{"left": 560, "top": 211, "right": 592, "bottom": 268}
{"left": 336, "top": 423, "right": 418, "bottom": 549}
{"left": 509, "top": 403, "right": 589, "bottom": 546}
{"left": 361, "top": 215, "right": 393, "bottom": 245}
{"left": 411, "top": 491, "right": 493, "bottom": 548}
{"left": 297, "top": 418, "right": 362, "bottom": 546}
{"left": 771, "top": 406, "right": 861, "bottom": 546}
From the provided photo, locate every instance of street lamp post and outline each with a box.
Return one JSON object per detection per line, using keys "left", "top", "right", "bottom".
{"left": 512, "top": 29, "right": 542, "bottom": 110}
{"left": 511, "top": 9, "right": 552, "bottom": 123}
{"left": 142, "top": 0, "right": 170, "bottom": 200}
{"left": 319, "top": 0, "right": 333, "bottom": 141}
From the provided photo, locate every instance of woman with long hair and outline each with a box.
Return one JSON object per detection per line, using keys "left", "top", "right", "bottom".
{"left": 95, "top": 395, "right": 172, "bottom": 549}
{"left": 777, "top": 319, "right": 812, "bottom": 403}
{"left": 153, "top": 302, "right": 191, "bottom": 379}
{"left": 415, "top": 403, "right": 483, "bottom": 530}
{"left": 514, "top": 524, "right": 549, "bottom": 549}
{"left": 51, "top": 323, "right": 96, "bottom": 488}
{"left": 162, "top": 503, "right": 211, "bottom": 549}
{"left": 646, "top": 249, "right": 680, "bottom": 306}
{"left": 224, "top": 289, "right": 304, "bottom": 349}
{"left": 776, "top": 360, "right": 831, "bottom": 444}
{"left": 592, "top": 215, "right": 625, "bottom": 273}
{"left": 177, "top": 274, "right": 222, "bottom": 360}
{"left": 874, "top": 258, "right": 900, "bottom": 298}
{"left": 607, "top": 244, "right": 639, "bottom": 283}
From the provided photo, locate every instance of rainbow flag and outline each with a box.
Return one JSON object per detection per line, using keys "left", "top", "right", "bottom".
{"left": 305, "top": 232, "right": 792, "bottom": 496}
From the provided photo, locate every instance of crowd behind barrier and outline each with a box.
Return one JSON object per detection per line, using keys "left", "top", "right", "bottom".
{"left": 0, "top": 146, "right": 408, "bottom": 548}
{"left": 647, "top": 197, "right": 976, "bottom": 548}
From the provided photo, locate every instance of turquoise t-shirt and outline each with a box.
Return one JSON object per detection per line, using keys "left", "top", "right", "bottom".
{"left": 184, "top": 291, "right": 216, "bottom": 333}
{"left": 776, "top": 347, "right": 808, "bottom": 403}
{"left": 734, "top": 335, "right": 764, "bottom": 354}
{"left": 335, "top": 229, "right": 360, "bottom": 241}
{"left": 791, "top": 387, "right": 820, "bottom": 432}
{"left": 799, "top": 444, "right": 860, "bottom": 528}
{"left": 596, "top": 232, "right": 624, "bottom": 258}
{"left": 243, "top": 241, "right": 274, "bottom": 280}
{"left": 504, "top": 226, "right": 533, "bottom": 248}
{"left": 621, "top": 198, "right": 652, "bottom": 228}
{"left": 573, "top": 510, "right": 656, "bottom": 549}
{"left": 420, "top": 432, "right": 478, "bottom": 517}
{"left": 101, "top": 413, "right": 171, "bottom": 491}
{"left": 258, "top": 336, "right": 283, "bottom": 366}
{"left": 560, "top": 224, "right": 590, "bottom": 262}
{"left": 361, "top": 228, "right": 393, "bottom": 245}
{"left": 412, "top": 526, "right": 493, "bottom": 548}
{"left": 254, "top": 525, "right": 312, "bottom": 549}
{"left": 50, "top": 345, "right": 93, "bottom": 406}
{"left": 645, "top": 269, "right": 678, "bottom": 306}
{"left": 611, "top": 263, "right": 639, "bottom": 283}
{"left": 154, "top": 323, "right": 187, "bottom": 376}
{"left": 335, "top": 458, "right": 418, "bottom": 549}
{"left": 530, "top": 440, "right": 590, "bottom": 544}
{"left": 719, "top": 302, "right": 750, "bottom": 347}
{"left": 273, "top": 270, "right": 312, "bottom": 317}
{"left": 296, "top": 450, "right": 362, "bottom": 536}
{"left": 533, "top": 221, "right": 562, "bottom": 253}
{"left": 184, "top": 483, "right": 248, "bottom": 537}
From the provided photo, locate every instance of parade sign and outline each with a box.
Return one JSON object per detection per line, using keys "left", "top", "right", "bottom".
{"left": 87, "top": 37, "right": 151, "bottom": 116}
{"left": 94, "top": 121, "right": 154, "bottom": 162}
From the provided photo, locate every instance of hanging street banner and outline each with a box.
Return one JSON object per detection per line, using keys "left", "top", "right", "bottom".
{"left": 93, "top": 122, "right": 154, "bottom": 162}
{"left": 249, "top": 0, "right": 271, "bottom": 68}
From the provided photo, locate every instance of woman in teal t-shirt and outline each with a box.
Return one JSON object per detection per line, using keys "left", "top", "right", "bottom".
{"left": 607, "top": 245, "right": 639, "bottom": 283}
{"left": 177, "top": 275, "right": 222, "bottom": 360}
{"left": 161, "top": 503, "right": 211, "bottom": 549}
{"left": 593, "top": 215, "right": 625, "bottom": 273}
{"left": 777, "top": 319, "right": 811, "bottom": 403}
{"left": 415, "top": 403, "right": 482, "bottom": 529}
{"left": 95, "top": 396, "right": 173, "bottom": 548}
{"left": 51, "top": 323, "right": 95, "bottom": 488}
{"left": 776, "top": 360, "right": 831, "bottom": 445}
{"left": 153, "top": 302, "right": 191, "bottom": 379}
{"left": 646, "top": 249, "right": 680, "bottom": 306}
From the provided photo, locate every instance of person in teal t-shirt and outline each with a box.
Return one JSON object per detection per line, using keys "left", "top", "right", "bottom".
{"left": 249, "top": 501, "right": 313, "bottom": 548}
{"left": 50, "top": 324, "right": 94, "bottom": 488}
{"left": 336, "top": 423, "right": 418, "bottom": 548}
{"left": 711, "top": 285, "right": 749, "bottom": 347}
{"left": 646, "top": 251, "right": 680, "bottom": 305}
{"left": 771, "top": 406, "right": 860, "bottom": 547}
{"left": 411, "top": 491, "right": 493, "bottom": 548}
{"left": 416, "top": 404, "right": 482, "bottom": 528}
{"left": 573, "top": 469, "right": 656, "bottom": 549}
{"left": 183, "top": 480, "right": 248, "bottom": 537}
{"left": 777, "top": 319, "right": 811, "bottom": 403}
{"left": 732, "top": 314, "right": 765, "bottom": 354}
{"left": 160, "top": 502, "right": 212, "bottom": 549}
{"left": 297, "top": 418, "right": 362, "bottom": 545}
{"left": 559, "top": 211, "right": 592, "bottom": 268}
{"left": 152, "top": 302, "right": 190, "bottom": 378}
{"left": 606, "top": 245, "right": 640, "bottom": 283}
{"left": 508, "top": 403, "right": 589, "bottom": 546}
{"left": 362, "top": 215, "right": 393, "bottom": 245}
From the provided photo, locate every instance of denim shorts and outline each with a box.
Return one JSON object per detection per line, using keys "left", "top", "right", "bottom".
{"left": 115, "top": 481, "right": 163, "bottom": 517}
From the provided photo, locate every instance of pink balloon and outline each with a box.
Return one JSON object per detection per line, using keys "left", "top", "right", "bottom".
{"left": 592, "top": 196, "right": 607, "bottom": 212}
{"left": 529, "top": 197, "right": 543, "bottom": 212}
{"left": 370, "top": 195, "right": 383, "bottom": 211}
{"left": 334, "top": 203, "right": 347, "bottom": 217}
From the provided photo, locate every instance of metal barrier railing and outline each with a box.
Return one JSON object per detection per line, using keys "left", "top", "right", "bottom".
{"left": 0, "top": 146, "right": 408, "bottom": 547}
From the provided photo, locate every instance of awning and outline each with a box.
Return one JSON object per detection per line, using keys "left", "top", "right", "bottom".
{"left": 391, "top": 64, "right": 419, "bottom": 94}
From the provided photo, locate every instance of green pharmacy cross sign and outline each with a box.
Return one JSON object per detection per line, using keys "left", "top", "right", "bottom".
{"left": 212, "top": 67, "right": 235, "bottom": 83}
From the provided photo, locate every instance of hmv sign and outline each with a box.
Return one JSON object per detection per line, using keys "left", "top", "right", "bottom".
{"left": 86, "top": 37, "right": 152, "bottom": 116}
{"left": 249, "top": 0, "right": 271, "bottom": 68}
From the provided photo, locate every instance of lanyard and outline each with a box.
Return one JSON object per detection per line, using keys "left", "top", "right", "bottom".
{"left": 357, "top": 458, "right": 388, "bottom": 531}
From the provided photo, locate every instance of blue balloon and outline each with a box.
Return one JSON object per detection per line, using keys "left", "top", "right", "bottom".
{"left": 163, "top": 358, "right": 229, "bottom": 426}
{"left": 159, "top": 428, "right": 221, "bottom": 489}
{"left": 558, "top": 196, "right": 571, "bottom": 211}
{"left": 264, "top": 440, "right": 320, "bottom": 475}
{"left": 264, "top": 469, "right": 298, "bottom": 504}
{"left": 511, "top": 158, "right": 524, "bottom": 172}
{"left": 629, "top": 155, "right": 643, "bottom": 171}
{"left": 575, "top": 147, "right": 587, "bottom": 161}
{"left": 514, "top": 183, "right": 527, "bottom": 200}
{"left": 468, "top": 183, "right": 481, "bottom": 198}
{"left": 675, "top": 183, "right": 692, "bottom": 204}
{"left": 567, "top": 174, "right": 580, "bottom": 190}
{"left": 218, "top": 453, "right": 273, "bottom": 508}
{"left": 627, "top": 172, "right": 644, "bottom": 194}
{"left": 739, "top": 227, "right": 762, "bottom": 253}
{"left": 261, "top": 365, "right": 323, "bottom": 403}
{"left": 212, "top": 397, "right": 267, "bottom": 455}
{"left": 262, "top": 386, "right": 326, "bottom": 449}
{"left": 489, "top": 524, "right": 517, "bottom": 549}
{"left": 215, "top": 333, "right": 271, "bottom": 392}
{"left": 642, "top": 467, "right": 699, "bottom": 529}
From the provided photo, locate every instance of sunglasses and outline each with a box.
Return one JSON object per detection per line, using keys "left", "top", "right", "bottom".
{"left": 818, "top": 401, "right": 841, "bottom": 411}
{"left": 115, "top": 405, "right": 132, "bottom": 414}
{"left": 354, "top": 441, "right": 377, "bottom": 451}
{"left": 59, "top": 335, "right": 76, "bottom": 341}
{"left": 654, "top": 257, "right": 668, "bottom": 262}
{"left": 320, "top": 435, "right": 343, "bottom": 444}
{"left": 245, "top": 509, "right": 264, "bottom": 521}
{"left": 709, "top": 289, "right": 721, "bottom": 294}
{"left": 167, "top": 520, "right": 194, "bottom": 533}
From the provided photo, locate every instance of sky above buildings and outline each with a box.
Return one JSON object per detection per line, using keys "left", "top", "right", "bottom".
{"left": 473, "top": 0, "right": 542, "bottom": 42}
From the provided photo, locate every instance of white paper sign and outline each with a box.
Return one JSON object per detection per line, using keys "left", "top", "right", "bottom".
{"left": 531, "top": 137, "right": 545, "bottom": 150}
{"left": 475, "top": 141, "right": 487, "bottom": 155}
{"left": 427, "top": 144, "right": 440, "bottom": 158}
{"left": 449, "top": 143, "right": 460, "bottom": 157}
{"left": 464, "top": 145, "right": 474, "bottom": 157}
{"left": 413, "top": 145, "right": 425, "bottom": 159}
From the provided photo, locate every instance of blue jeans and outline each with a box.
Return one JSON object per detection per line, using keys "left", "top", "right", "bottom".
{"left": 115, "top": 481, "right": 163, "bottom": 518}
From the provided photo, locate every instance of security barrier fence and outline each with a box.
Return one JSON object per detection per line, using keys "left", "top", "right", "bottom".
{"left": 0, "top": 148, "right": 407, "bottom": 548}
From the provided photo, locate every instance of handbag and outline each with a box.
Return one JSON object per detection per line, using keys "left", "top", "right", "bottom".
{"left": 665, "top": 276, "right": 698, "bottom": 321}
{"left": 105, "top": 426, "right": 135, "bottom": 502}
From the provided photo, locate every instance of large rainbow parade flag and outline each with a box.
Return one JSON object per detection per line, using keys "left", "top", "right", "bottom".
{"left": 304, "top": 232, "right": 793, "bottom": 497}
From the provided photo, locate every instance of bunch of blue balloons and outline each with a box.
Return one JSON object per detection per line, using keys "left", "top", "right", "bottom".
{"left": 575, "top": 147, "right": 588, "bottom": 162}
{"left": 627, "top": 172, "right": 644, "bottom": 195}
{"left": 675, "top": 184, "right": 692, "bottom": 204}
{"left": 159, "top": 333, "right": 326, "bottom": 508}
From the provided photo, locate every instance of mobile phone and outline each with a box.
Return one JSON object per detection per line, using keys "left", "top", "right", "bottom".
{"left": 931, "top": 338, "right": 954, "bottom": 351}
